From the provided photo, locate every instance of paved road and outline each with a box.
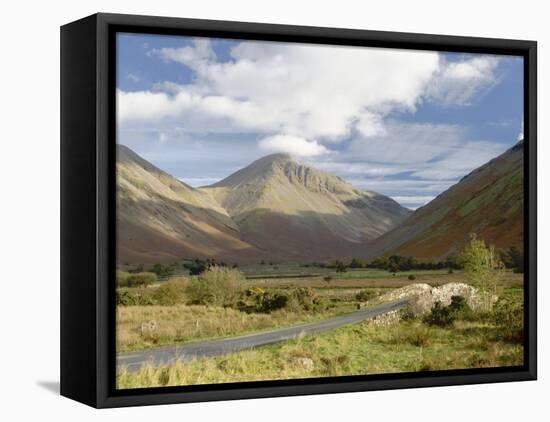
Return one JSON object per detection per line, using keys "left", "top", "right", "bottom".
{"left": 117, "top": 298, "right": 410, "bottom": 372}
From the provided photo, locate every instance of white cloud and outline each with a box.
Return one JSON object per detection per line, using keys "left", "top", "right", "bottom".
{"left": 410, "top": 140, "right": 507, "bottom": 179}
{"left": 258, "top": 134, "right": 329, "bottom": 157}
{"left": 347, "top": 121, "right": 466, "bottom": 165}
{"left": 178, "top": 176, "right": 221, "bottom": 187}
{"left": 120, "top": 39, "right": 444, "bottom": 140}
{"left": 117, "top": 39, "right": 511, "bottom": 206}
{"left": 391, "top": 195, "right": 436, "bottom": 207}
{"left": 119, "top": 40, "right": 501, "bottom": 154}
{"left": 517, "top": 120, "right": 524, "bottom": 141}
{"left": 126, "top": 72, "right": 141, "bottom": 82}
{"left": 426, "top": 56, "right": 499, "bottom": 106}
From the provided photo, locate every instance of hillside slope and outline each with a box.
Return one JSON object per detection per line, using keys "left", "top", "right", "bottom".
{"left": 368, "top": 141, "right": 524, "bottom": 259}
{"left": 116, "top": 145, "right": 261, "bottom": 264}
{"left": 201, "top": 154, "right": 411, "bottom": 260}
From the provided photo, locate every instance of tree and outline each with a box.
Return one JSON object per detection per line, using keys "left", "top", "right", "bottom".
{"left": 185, "top": 266, "right": 244, "bottom": 306}
{"left": 349, "top": 258, "right": 364, "bottom": 268}
{"left": 459, "top": 234, "right": 503, "bottom": 311}
{"left": 508, "top": 246, "right": 524, "bottom": 273}
{"left": 334, "top": 260, "right": 347, "bottom": 273}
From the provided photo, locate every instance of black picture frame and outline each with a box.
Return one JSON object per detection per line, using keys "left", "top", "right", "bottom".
{"left": 60, "top": 12, "right": 537, "bottom": 408}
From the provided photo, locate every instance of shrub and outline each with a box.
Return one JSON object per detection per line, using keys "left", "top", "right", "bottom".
{"left": 291, "top": 287, "right": 317, "bottom": 310}
{"left": 448, "top": 295, "right": 472, "bottom": 319}
{"left": 423, "top": 296, "right": 472, "bottom": 327}
{"left": 404, "top": 324, "right": 431, "bottom": 347}
{"left": 333, "top": 260, "right": 347, "bottom": 273}
{"left": 355, "top": 289, "right": 377, "bottom": 302}
{"left": 260, "top": 291, "right": 290, "bottom": 312}
{"left": 151, "top": 263, "right": 175, "bottom": 278}
{"left": 116, "top": 270, "right": 130, "bottom": 287}
{"left": 185, "top": 266, "right": 244, "bottom": 306}
{"left": 349, "top": 258, "right": 364, "bottom": 268}
{"left": 152, "top": 279, "right": 187, "bottom": 306}
{"left": 493, "top": 297, "right": 524, "bottom": 342}
{"left": 399, "top": 305, "right": 418, "bottom": 321}
{"left": 408, "top": 274, "right": 416, "bottom": 281}
{"left": 116, "top": 289, "right": 156, "bottom": 306}
{"left": 238, "top": 287, "right": 322, "bottom": 313}
{"left": 423, "top": 301, "right": 455, "bottom": 327}
{"left": 126, "top": 272, "right": 157, "bottom": 288}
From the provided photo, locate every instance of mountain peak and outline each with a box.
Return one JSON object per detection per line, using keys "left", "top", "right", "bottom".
{"left": 261, "top": 152, "right": 294, "bottom": 161}
{"left": 252, "top": 153, "right": 295, "bottom": 169}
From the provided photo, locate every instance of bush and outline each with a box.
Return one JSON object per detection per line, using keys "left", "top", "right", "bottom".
{"left": 116, "top": 289, "right": 156, "bottom": 306}
{"left": 125, "top": 272, "right": 157, "bottom": 288}
{"left": 185, "top": 266, "right": 243, "bottom": 306}
{"left": 355, "top": 289, "right": 377, "bottom": 302}
{"left": 151, "top": 263, "right": 175, "bottom": 278}
{"left": 116, "top": 270, "right": 130, "bottom": 287}
{"left": 424, "top": 302, "right": 455, "bottom": 327}
{"left": 448, "top": 295, "right": 472, "bottom": 319}
{"left": 408, "top": 274, "right": 416, "bottom": 281}
{"left": 291, "top": 287, "right": 317, "bottom": 310}
{"left": 261, "top": 291, "right": 290, "bottom": 312}
{"left": 493, "top": 297, "right": 524, "bottom": 342}
{"left": 399, "top": 305, "right": 418, "bottom": 321}
{"left": 152, "top": 279, "right": 187, "bottom": 306}
{"left": 348, "top": 258, "right": 364, "bottom": 268}
{"left": 238, "top": 287, "right": 323, "bottom": 313}
{"left": 423, "top": 296, "right": 472, "bottom": 327}
{"left": 404, "top": 324, "right": 431, "bottom": 347}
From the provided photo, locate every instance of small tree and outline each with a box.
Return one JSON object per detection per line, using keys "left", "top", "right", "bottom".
{"left": 334, "top": 260, "right": 347, "bottom": 273}
{"left": 349, "top": 258, "right": 364, "bottom": 269}
{"left": 185, "top": 266, "right": 244, "bottom": 306}
{"left": 459, "top": 234, "right": 503, "bottom": 311}
{"left": 508, "top": 246, "right": 524, "bottom": 273}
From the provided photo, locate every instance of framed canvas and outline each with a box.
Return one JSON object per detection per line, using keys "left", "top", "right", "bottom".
{"left": 60, "top": 13, "right": 537, "bottom": 408}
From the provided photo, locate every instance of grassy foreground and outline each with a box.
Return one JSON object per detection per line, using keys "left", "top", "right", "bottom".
{"left": 117, "top": 304, "right": 348, "bottom": 353}
{"left": 117, "top": 316, "right": 523, "bottom": 389}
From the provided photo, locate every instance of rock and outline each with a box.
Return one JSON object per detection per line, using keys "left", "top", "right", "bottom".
{"left": 378, "top": 282, "right": 494, "bottom": 317}
{"left": 371, "top": 309, "right": 401, "bottom": 326}
{"left": 289, "top": 357, "right": 315, "bottom": 371}
{"left": 140, "top": 319, "right": 158, "bottom": 337}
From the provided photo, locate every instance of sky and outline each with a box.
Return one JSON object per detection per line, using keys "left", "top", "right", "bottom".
{"left": 116, "top": 33, "right": 524, "bottom": 210}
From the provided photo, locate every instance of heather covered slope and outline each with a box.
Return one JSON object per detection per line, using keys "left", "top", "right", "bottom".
{"left": 201, "top": 154, "right": 411, "bottom": 259}
{"left": 116, "top": 145, "right": 261, "bottom": 264}
{"left": 368, "top": 141, "right": 524, "bottom": 260}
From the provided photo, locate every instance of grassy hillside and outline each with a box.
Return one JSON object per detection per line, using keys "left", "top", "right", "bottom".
{"left": 368, "top": 141, "right": 524, "bottom": 259}
{"left": 116, "top": 145, "right": 263, "bottom": 264}
{"left": 202, "top": 153, "right": 411, "bottom": 260}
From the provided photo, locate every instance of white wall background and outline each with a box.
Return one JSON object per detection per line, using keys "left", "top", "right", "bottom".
{"left": 1, "top": 0, "right": 547, "bottom": 419}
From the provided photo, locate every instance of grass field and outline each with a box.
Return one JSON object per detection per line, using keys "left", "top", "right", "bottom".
{"left": 117, "top": 304, "right": 352, "bottom": 353}
{"left": 117, "top": 305, "right": 523, "bottom": 388}
{"left": 116, "top": 263, "right": 524, "bottom": 389}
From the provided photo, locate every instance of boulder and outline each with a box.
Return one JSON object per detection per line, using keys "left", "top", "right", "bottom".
{"left": 377, "top": 282, "right": 494, "bottom": 317}
{"left": 289, "top": 357, "right": 315, "bottom": 371}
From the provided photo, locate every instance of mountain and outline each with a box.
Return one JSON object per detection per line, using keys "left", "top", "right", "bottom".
{"left": 201, "top": 153, "right": 411, "bottom": 260}
{"left": 116, "top": 147, "right": 411, "bottom": 264}
{"left": 116, "top": 145, "right": 262, "bottom": 264}
{"left": 368, "top": 141, "right": 524, "bottom": 260}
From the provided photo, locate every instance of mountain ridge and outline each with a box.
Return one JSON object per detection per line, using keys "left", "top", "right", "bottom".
{"left": 116, "top": 146, "right": 411, "bottom": 263}
{"left": 367, "top": 140, "right": 524, "bottom": 259}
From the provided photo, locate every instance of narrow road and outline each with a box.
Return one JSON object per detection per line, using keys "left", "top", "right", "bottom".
{"left": 117, "top": 298, "right": 410, "bottom": 372}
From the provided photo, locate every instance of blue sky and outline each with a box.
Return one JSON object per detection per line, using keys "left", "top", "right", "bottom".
{"left": 116, "top": 32, "right": 523, "bottom": 209}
